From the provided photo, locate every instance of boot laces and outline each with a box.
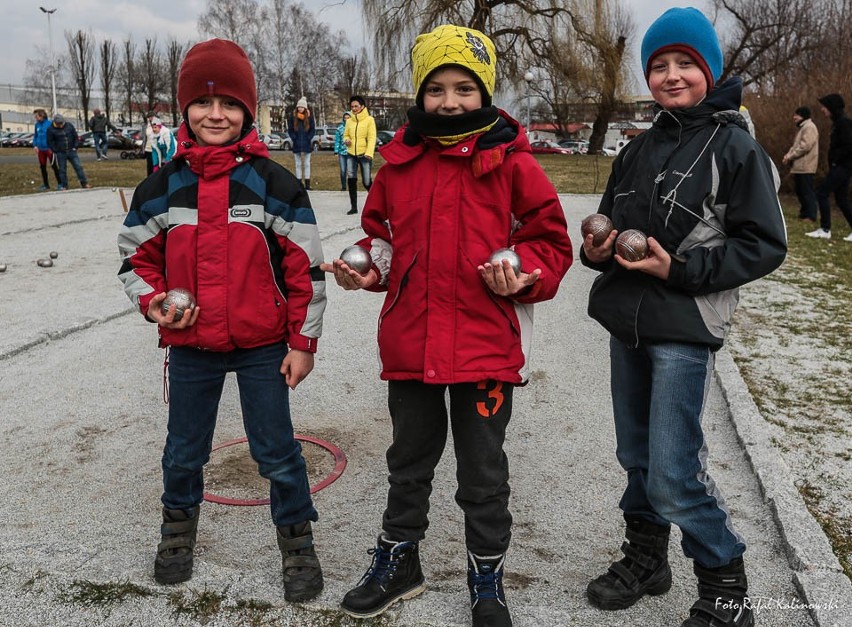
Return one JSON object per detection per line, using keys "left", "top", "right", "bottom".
{"left": 359, "top": 541, "right": 410, "bottom": 591}
{"left": 469, "top": 554, "right": 506, "bottom": 606}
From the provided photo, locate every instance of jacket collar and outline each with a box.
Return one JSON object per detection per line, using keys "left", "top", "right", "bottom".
{"left": 175, "top": 125, "right": 269, "bottom": 179}
{"left": 379, "top": 109, "right": 529, "bottom": 177}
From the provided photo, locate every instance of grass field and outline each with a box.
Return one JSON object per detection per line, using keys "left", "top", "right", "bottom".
{"left": 0, "top": 147, "right": 613, "bottom": 196}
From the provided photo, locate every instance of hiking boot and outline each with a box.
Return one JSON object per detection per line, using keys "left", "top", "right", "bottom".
{"left": 586, "top": 518, "right": 672, "bottom": 610}
{"left": 682, "top": 558, "right": 753, "bottom": 627}
{"left": 277, "top": 521, "right": 323, "bottom": 602}
{"left": 154, "top": 506, "right": 199, "bottom": 584}
{"left": 304, "top": 178, "right": 311, "bottom": 190}
{"left": 468, "top": 551, "right": 512, "bottom": 627}
{"left": 340, "top": 535, "right": 426, "bottom": 618}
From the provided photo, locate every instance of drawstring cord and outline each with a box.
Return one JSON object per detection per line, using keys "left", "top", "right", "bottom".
{"left": 162, "top": 346, "right": 170, "bottom": 404}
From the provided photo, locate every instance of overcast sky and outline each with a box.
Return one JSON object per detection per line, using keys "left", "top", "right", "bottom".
{"left": 1, "top": 0, "right": 702, "bottom": 95}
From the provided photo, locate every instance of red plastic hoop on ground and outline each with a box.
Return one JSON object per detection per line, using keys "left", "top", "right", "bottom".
{"left": 203, "top": 435, "right": 347, "bottom": 506}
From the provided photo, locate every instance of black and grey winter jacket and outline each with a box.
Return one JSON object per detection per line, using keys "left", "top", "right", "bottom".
{"left": 583, "top": 77, "right": 787, "bottom": 349}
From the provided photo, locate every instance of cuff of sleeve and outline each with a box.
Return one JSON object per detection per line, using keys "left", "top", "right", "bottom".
{"left": 666, "top": 256, "right": 687, "bottom": 288}
{"left": 579, "top": 247, "right": 612, "bottom": 271}
{"left": 289, "top": 334, "right": 319, "bottom": 353}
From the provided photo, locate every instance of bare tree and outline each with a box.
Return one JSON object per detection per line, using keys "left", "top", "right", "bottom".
{"left": 99, "top": 39, "right": 118, "bottom": 119}
{"left": 118, "top": 38, "right": 137, "bottom": 126}
{"left": 165, "top": 39, "right": 187, "bottom": 126}
{"left": 65, "top": 30, "right": 96, "bottom": 128}
{"left": 138, "top": 38, "right": 166, "bottom": 118}
{"left": 711, "top": 0, "right": 824, "bottom": 90}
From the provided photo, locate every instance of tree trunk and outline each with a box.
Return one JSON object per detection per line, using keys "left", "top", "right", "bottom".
{"left": 588, "top": 35, "right": 626, "bottom": 154}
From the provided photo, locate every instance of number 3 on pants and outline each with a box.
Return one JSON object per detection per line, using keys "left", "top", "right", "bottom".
{"left": 476, "top": 381, "right": 504, "bottom": 418}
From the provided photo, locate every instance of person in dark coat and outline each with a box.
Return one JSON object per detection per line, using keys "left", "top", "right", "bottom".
{"left": 581, "top": 8, "right": 786, "bottom": 627}
{"left": 46, "top": 114, "right": 90, "bottom": 190}
{"left": 807, "top": 93, "right": 852, "bottom": 241}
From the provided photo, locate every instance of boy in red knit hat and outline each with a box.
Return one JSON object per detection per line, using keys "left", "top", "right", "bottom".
{"left": 118, "top": 39, "right": 326, "bottom": 601}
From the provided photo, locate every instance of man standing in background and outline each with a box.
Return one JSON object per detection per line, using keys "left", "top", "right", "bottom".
{"left": 89, "top": 108, "right": 118, "bottom": 161}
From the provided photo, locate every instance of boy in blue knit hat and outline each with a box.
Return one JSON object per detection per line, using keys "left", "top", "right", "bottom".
{"left": 581, "top": 8, "right": 786, "bottom": 627}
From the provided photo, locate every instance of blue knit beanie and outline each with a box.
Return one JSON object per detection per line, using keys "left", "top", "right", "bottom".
{"left": 641, "top": 7, "right": 722, "bottom": 90}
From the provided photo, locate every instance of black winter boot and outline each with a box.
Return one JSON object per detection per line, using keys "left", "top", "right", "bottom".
{"left": 154, "top": 505, "right": 199, "bottom": 584}
{"left": 346, "top": 177, "right": 358, "bottom": 214}
{"left": 682, "top": 558, "right": 753, "bottom": 627}
{"left": 277, "top": 521, "right": 324, "bottom": 602}
{"left": 340, "top": 535, "right": 426, "bottom": 618}
{"left": 586, "top": 517, "right": 672, "bottom": 610}
{"left": 468, "top": 551, "right": 512, "bottom": 627}
{"left": 304, "top": 178, "right": 311, "bottom": 190}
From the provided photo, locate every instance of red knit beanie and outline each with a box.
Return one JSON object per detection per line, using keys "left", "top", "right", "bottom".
{"left": 177, "top": 39, "right": 257, "bottom": 122}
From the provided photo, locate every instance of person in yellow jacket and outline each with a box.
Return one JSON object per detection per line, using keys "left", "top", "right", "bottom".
{"left": 343, "top": 95, "right": 377, "bottom": 214}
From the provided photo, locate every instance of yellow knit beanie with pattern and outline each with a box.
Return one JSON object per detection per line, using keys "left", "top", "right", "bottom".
{"left": 411, "top": 24, "right": 496, "bottom": 107}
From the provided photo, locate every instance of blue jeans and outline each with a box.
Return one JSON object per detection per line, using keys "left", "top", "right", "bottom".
{"left": 346, "top": 154, "right": 372, "bottom": 188}
{"left": 163, "top": 343, "right": 317, "bottom": 526}
{"left": 55, "top": 150, "right": 88, "bottom": 188}
{"left": 338, "top": 153, "right": 348, "bottom": 189}
{"left": 93, "top": 131, "right": 108, "bottom": 158}
{"left": 609, "top": 337, "right": 746, "bottom": 568}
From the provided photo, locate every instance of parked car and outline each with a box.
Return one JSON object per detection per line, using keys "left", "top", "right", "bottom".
{"left": 530, "top": 140, "right": 573, "bottom": 155}
{"left": 260, "top": 133, "right": 284, "bottom": 150}
{"left": 558, "top": 139, "right": 589, "bottom": 154}
{"left": 312, "top": 125, "right": 337, "bottom": 151}
{"left": 375, "top": 130, "right": 396, "bottom": 146}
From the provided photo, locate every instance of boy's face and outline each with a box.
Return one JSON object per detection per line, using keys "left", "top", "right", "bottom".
{"left": 647, "top": 51, "right": 708, "bottom": 110}
{"left": 187, "top": 95, "right": 245, "bottom": 146}
{"left": 422, "top": 67, "right": 483, "bottom": 115}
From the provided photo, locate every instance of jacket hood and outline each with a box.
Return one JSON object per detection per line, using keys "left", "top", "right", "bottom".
{"left": 175, "top": 125, "right": 269, "bottom": 179}
{"left": 819, "top": 93, "right": 845, "bottom": 120}
{"left": 380, "top": 108, "right": 528, "bottom": 175}
{"left": 653, "top": 76, "right": 749, "bottom": 132}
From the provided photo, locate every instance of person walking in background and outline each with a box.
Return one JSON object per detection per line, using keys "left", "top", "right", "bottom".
{"left": 783, "top": 106, "right": 819, "bottom": 223}
{"left": 581, "top": 8, "right": 786, "bottom": 627}
{"left": 323, "top": 25, "right": 573, "bottom": 625}
{"left": 32, "top": 108, "right": 60, "bottom": 191}
{"left": 287, "top": 97, "right": 315, "bottom": 190}
{"left": 117, "top": 38, "right": 326, "bottom": 601}
{"left": 149, "top": 117, "right": 176, "bottom": 172}
{"left": 343, "top": 95, "right": 376, "bottom": 214}
{"left": 89, "top": 108, "right": 118, "bottom": 160}
{"left": 807, "top": 93, "right": 852, "bottom": 241}
{"left": 46, "top": 114, "right": 91, "bottom": 190}
{"left": 334, "top": 111, "right": 351, "bottom": 191}
{"left": 143, "top": 112, "right": 158, "bottom": 177}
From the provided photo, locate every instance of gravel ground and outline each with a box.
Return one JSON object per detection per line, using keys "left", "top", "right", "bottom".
{"left": 0, "top": 189, "right": 848, "bottom": 626}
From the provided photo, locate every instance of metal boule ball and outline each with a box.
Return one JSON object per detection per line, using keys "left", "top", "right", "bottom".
{"left": 37, "top": 258, "right": 54, "bottom": 268}
{"left": 161, "top": 288, "right": 197, "bottom": 321}
{"left": 615, "top": 229, "right": 649, "bottom": 262}
{"left": 581, "top": 213, "right": 614, "bottom": 247}
{"left": 111, "top": 187, "right": 117, "bottom": 192}
{"left": 339, "top": 245, "right": 372, "bottom": 275}
{"left": 0, "top": 264, "right": 7, "bottom": 273}
{"left": 487, "top": 248, "right": 522, "bottom": 276}
{"left": 49, "top": 251, "right": 59, "bottom": 259}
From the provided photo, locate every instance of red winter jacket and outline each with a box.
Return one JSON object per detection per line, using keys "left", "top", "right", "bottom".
{"left": 357, "top": 111, "right": 572, "bottom": 384}
{"left": 118, "top": 125, "right": 326, "bottom": 352}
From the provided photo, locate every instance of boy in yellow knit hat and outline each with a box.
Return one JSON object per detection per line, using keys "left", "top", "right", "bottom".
{"left": 322, "top": 24, "right": 573, "bottom": 626}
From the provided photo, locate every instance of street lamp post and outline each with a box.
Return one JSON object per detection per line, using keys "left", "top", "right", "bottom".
{"left": 523, "top": 71, "right": 534, "bottom": 132}
{"left": 39, "top": 7, "right": 58, "bottom": 114}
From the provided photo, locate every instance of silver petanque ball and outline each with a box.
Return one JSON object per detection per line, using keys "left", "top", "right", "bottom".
{"left": 49, "top": 251, "right": 59, "bottom": 259}
{"left": 37, "top": 258, "right": 53, "bottom": 268}
{"left": 0, "top": 264, "right": 7, "bottom": 273}
{"left": 161, "top": 288, "right": 197, "bottom": 321}
{"left": 340, "top": 245, "right": 372, "bottom": 275}
{"left": 487, "top": 248, "right": 522, "bottom": 276}
{"left": 111, "top": 187, "right": 117, "bottom": 192}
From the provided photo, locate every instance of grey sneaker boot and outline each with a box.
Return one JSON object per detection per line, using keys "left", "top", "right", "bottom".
{"left": 586, "top": 517, "right": 672, "bottom": 610}
{"left": 277, "top": 521, "right": 324, "bottom": 602}
{"left": 154, "top": 505, "right": 199, "bottom": 584}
